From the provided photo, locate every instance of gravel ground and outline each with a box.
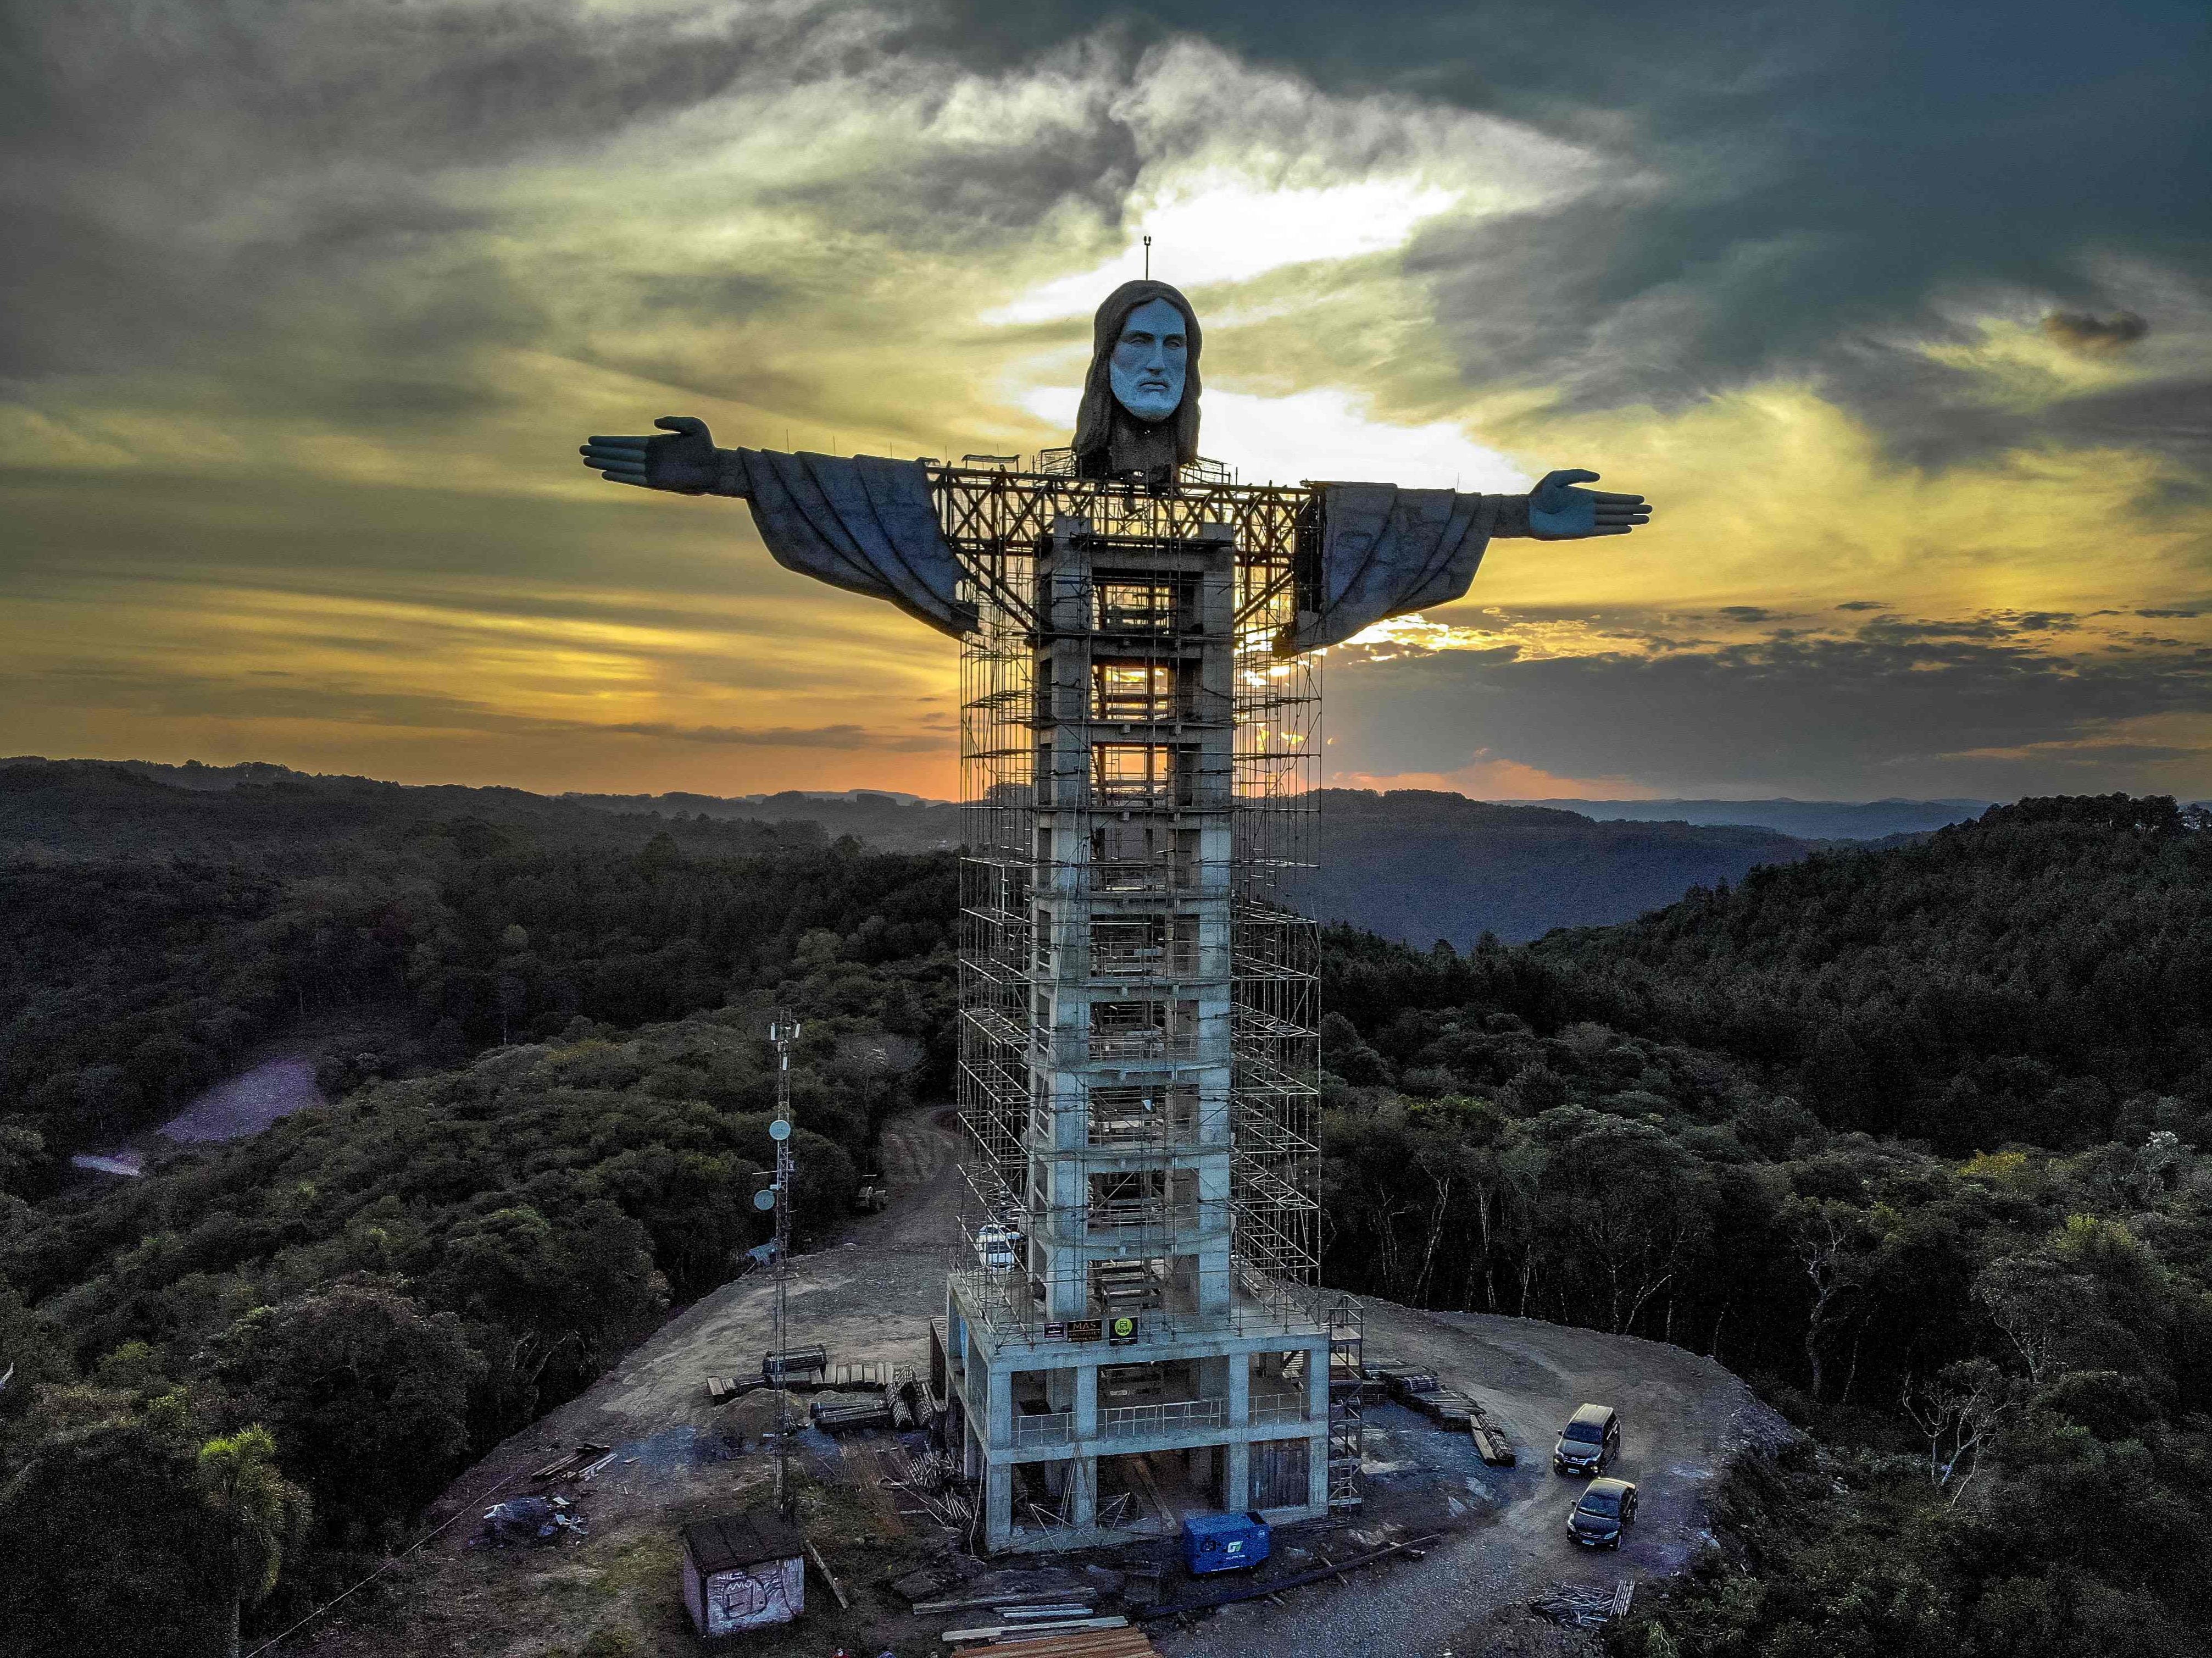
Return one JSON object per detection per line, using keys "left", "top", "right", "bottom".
{"left": 1151, "top": 1301, "right": 1793, "bottom": 1658}
{"left": 297, "top": 1106, "right": 1789, "bottom": 1657}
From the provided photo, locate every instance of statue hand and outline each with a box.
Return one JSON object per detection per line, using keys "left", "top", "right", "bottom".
{"left": 578, "top": 415, "right": 720, "bottom": 493}
{"left": 1527, "top": 468, "right": 1652, "bottom": 539}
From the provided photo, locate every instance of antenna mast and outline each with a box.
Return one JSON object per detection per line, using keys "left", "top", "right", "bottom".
{"left": 1143, "top": 234, "right": 1152, "bottom": 279}
{"left": 766, "top": 1012, "right": 802, "bottom": 1517}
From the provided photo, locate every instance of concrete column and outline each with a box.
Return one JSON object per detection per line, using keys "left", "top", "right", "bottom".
{"left": 1222, "top": 1350, "right": 1251, "bottom": 1509}
{"left": 1224, "top": 1441, "right": 1250, "bottom": 1510}
{"left": 987, "top": 1359, "right": 1013, "bottom": 1450}
{"left": 1306, "top": 1340, "right": 1331, "bottom": 1513}
{"left": 964, "top": 1321, "right": 985, "bottom": 1413}
{"left": 1070, "top": 1455, "right": 1098, "bottom": 1528}
{"left": 986, "top": 1461, "right": 1014, "bottom": 1551}
{"left": 963, "top": 1414, "right": 982, "bottom": 1479}
{"left": 1074, "top": 1361, "right": 1098, "bottom": 1440}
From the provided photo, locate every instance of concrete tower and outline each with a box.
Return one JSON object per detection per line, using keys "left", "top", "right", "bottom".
{"left": 943, "top": 488, "right": 1344, "bottom": 1553}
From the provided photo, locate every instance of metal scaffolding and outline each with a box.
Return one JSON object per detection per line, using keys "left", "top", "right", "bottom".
{"left": 942, "top": 457, "right": 1322, "bottom": 1346}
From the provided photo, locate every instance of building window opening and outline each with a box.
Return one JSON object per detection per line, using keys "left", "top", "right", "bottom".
{"left": 1093, "top": 743, "right": 1173, "bottom": 803}
{"left": 1094, "top": 576, "right": 1191, "bottom": 634}
{"left": 1093, "top": 660, "right": 1176, "bottom": 723}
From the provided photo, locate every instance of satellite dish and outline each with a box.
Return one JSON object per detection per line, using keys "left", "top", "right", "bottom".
{"left": 753, "top": 1189, "right": 777, "bottom": 1211}
{"left": 769, "top": 1119, "right": 792, "bottom": 1141}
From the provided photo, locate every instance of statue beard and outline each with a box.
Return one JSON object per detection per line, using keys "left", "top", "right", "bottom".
{"left": 1085, "top": 401, "right": 1183, "bottom": 485}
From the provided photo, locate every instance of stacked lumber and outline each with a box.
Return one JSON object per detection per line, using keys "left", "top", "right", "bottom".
{"left": 704, "top": 1374, "right": 761, "bottom": 1402}
{"left": 528, "top": 1443, "right": 612, "bottom": 1482}
{"left": 1468, "top": 1400, "right": 1518, "bottom": 1466}
{"left": 943, "top": 1618, "right": 1158, "bottom": 1655}
{"left": 810, "top": 1394, "right": 894, "bottom": 1432}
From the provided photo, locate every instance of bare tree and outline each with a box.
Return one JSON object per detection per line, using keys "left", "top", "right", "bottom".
{"left": 1789, "top": 1200, "right": 1872, "bottom": 1401}
{"left": 1974, "top": 1255, "right": 2091, "bottom": 1387}
{"left": 1899, "top": 1358, "right": 2018, "bottom": 1505}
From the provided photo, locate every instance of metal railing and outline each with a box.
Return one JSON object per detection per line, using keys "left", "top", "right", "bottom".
{"left": 1009, "top": 1411, "right": 1075, "bottom": 1448}
{"left": 1104, "top": 1398, "right": 1227, "bottom": 1438}
{"left": 1250, "top": 1393, "right": 1310, "bottom": 1426}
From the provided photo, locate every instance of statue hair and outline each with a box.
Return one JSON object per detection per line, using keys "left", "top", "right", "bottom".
{"left": 1071, "top": 280, "right": 1203, "bottom": 470}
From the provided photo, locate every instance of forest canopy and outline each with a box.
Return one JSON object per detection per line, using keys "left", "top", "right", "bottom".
{"left": 3, "top": 788, "right": 2209, "bottom": 1654}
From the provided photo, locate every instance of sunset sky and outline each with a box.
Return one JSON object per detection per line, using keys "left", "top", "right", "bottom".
{"left": 5, "top": 1, "right": 2208, "bottom": 802}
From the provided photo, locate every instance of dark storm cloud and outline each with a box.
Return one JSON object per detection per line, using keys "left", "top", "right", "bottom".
{"left": 0, "top": 3, "right": 952, "bottom": 398}
{"left": 2044, "top": 310, "right": 2151, "bottom": 353}
{"left": 1328, "top": 626, "right": 2212, "bottom": 796}
{"left": 939, "top": 0, "right": 2210, "bottom": 462}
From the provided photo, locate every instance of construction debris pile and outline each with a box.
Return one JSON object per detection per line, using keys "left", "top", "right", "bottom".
{"left": 1527, "top": 1579, "right": 1636, "bottom": 1628}
{"left": 876, "top": 1444, "right": 975, "bottom": 1530}
{"left": 474, "top": 1495, "right": 587, "bottom": 1547}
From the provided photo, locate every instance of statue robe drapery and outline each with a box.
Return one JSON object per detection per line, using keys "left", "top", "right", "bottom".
{"left": 709, "top": 448, "right": 1525, "bottom": 653}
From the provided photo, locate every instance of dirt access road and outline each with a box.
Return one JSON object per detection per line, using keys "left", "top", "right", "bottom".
{"left": 299, "top": 1106, "right": 1785, "bottom": 1657}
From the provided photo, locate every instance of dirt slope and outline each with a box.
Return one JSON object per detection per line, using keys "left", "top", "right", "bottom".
{"left": 296, "top": 1106, "right": 1785, "bottom": 1657}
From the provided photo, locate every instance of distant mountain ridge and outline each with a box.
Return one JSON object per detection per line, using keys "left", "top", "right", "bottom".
{"left": 1508, "top": 796, "right": 1992, "bottom": 840}
{"left": 1300, "top": 789, "right": 1822, "bottom": 945}
{"left": 17, "top": 756, "right": 2165, "bottom": 945}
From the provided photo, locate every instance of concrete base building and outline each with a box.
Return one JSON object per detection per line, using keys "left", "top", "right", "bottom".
{"left": 943, "top": 487, "right": 1355, "bottom": 1552}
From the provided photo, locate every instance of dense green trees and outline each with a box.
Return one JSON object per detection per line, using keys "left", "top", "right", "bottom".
{"left": 1, "top": 981, "right": 943, "bottom": 1651}
{"left": 5, "top": 785, "right": 2209, "bottom": 1651}
{"left": 1, "top": 762, "right": 957, "bottom": 1176}
{"left": 1308, "top": 797, "right": 2212, "bottom": 1651}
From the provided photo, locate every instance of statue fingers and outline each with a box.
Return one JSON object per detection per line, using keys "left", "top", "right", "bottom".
{"left": 1536, "top": 467, "right": 1601, "bottom": 490}
{"left": 1587, "top": 490, "right": 1647, "bottom": 506}
{"left": 583, "top": 438, "right": 653, "bottom": 456}
{"left": 599, "top": 470, "right": 651, "bottom": 487}
{"left": 654, "top": 414, "right": 712, "bottom": 439}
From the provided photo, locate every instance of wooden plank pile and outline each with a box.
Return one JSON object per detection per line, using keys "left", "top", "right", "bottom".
{"left": 528, "top": 1443, "right": 613, "bottom": 1483}
{"left": 810, "top": 1393, "right": 896, "bottom": 1432}
{"left": 704, "top": 1374, "right": 761, "bottom": 1402}
{"left": 1468, "top": 1399, "right": 1518, "bottom": 1466}
{"left": 1369, "top": 1360, "right": 1515, "bottom": 1460}
{"left": 943, "top": 1615, "right": 1158, "bottom": 1654}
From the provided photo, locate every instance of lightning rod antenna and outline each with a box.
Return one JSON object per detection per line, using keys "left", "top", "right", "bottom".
{"left": 766, "top": 1012, "right": 802, "bottom": 1517}
{"left": 1143, "top": 235, "right": 1152, "bottom": 279}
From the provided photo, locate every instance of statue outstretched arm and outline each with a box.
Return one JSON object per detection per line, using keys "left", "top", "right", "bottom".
{"left": 579, "top": 415, "right": 748, "bottom": 497}
{"left": 1513, "top": 468, "right": 1653, "bottom": 539}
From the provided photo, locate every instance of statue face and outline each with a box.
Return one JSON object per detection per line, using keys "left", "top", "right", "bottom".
{"left": 1108, "top": 297, "right": 1188, "bottom": 424}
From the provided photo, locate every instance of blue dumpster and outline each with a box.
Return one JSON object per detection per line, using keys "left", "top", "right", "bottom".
{"left": 1181, "top": 1511, "right": 1271, "bottom": 1575}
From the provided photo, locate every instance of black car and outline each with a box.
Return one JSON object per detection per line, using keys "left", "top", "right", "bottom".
{"left": 1566, "top": 1477, "right": 1638, "bottom": 1549}
{"left": 1553, "top": 1402, "right": 1620, "bottom": 1474}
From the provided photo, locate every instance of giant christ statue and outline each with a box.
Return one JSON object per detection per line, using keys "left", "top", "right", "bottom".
{"left": 578, "top": 280, "right": 1650, "bottom": 650}
{"left": 577, "top": 280, "right": 1652, "bottom": 1549}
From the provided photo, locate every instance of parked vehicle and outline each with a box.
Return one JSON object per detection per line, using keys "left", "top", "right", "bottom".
{"left": 974, "top": 1223, "right": 1016, "bottom": 1270}
{"left": 1182, "top": 1511, "right": 1271, "bottom": 1575}
{"left": 1553, "top": 1402, "right": 1620, "bottom": 1474}
{"left": 1566, "top": 1477, "right": 1638, "bottom": 1549}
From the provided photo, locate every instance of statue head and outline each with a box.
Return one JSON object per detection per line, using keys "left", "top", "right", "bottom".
{"left": 1073, "top": 279, "right": 1203, "bottom": 475}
